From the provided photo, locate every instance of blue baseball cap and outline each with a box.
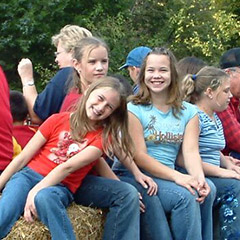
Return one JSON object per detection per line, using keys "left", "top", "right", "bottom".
{"left": 119, "top": 46, "right": 151, "bottom": 70}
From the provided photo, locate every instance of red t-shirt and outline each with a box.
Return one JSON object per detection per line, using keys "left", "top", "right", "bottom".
{"left": 13, "top": 125, "right": 37, "bottom": 149}
{"left": 28, "top": 112, "right": 103, "bottom": 193}
{"left": 60, "top": 88, "right": 82, "bottom": 113}
{"left": 0, "top": 66, "right": 13, "bottom": 171}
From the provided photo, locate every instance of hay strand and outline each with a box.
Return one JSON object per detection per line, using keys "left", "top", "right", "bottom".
{"left": 4, "top": 203, "right": 106, "bottom": 240}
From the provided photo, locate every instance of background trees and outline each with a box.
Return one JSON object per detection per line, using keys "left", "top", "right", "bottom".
{"left": 0, "top": 0, "right": 239, "bottom": 90}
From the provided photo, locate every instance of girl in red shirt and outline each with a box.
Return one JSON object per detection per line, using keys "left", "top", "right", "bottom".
{"left": 0, "top": 77, "right": 156, "bottom": 239}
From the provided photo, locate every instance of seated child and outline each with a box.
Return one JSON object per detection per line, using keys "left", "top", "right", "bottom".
{"left": 10, "top": 90, "right": 37, "bottom": 149}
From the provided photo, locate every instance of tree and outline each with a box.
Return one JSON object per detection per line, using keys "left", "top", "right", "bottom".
{"left": 1, "top": 0, "right": 239, "bottom": 89}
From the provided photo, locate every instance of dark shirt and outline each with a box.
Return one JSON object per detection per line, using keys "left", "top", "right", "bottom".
{"left": 34, "top": 67, "right": 73, "bottom": 121}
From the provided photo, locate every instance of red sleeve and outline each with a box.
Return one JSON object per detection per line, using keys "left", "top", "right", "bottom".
{"left": 217, "top": 107, "right": 240, "bottom": 153}
{"left": 85, "top": 130, "right": 104, "bottom": 152}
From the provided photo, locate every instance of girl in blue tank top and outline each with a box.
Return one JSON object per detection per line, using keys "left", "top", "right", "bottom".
{"left": 181, "top": 66, "right": 240, "bottom": 239}
{"left": 118, "top": 47, "right": 215, "bottom": 240}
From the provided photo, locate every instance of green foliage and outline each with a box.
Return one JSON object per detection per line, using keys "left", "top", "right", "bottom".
{"left": 0, "top": 0, "right": 239, "bottom": 90}
{"left": 126, "top": 0, "right": 240, "bottom": 65}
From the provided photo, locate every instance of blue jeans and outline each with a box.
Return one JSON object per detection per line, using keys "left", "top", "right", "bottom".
{"left": 175, "top": 166, "right": 216, "bottom": 240}
{"left": 74, "top": 174, "right": 140, "bottom": 240}
{"left": 154, "top": 177, "right": 215, "bottom": 240}
{"left": 230, "top": 151, "right": 240, "bottom": 160}
{"left": 114, "top": 170, "right": 172, "bottom": 240}
{"left": 0, "top": 167, "right": 74, "bottom": 239}
{"left": 209, "top": 177, "right": 240, "bottom": 240}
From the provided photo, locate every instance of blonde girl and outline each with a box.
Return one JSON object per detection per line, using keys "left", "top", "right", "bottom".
{"left": 60, "top": 36, "right": 109, "bottom": 112}
{"left": 181, "top": 66, "right": 240, "bottom": 239}
{"left": 60, "top": 37, "right": 158, "bottom": 240}
{"left": 0, "top": 77, "right": 143, "bottom": 239}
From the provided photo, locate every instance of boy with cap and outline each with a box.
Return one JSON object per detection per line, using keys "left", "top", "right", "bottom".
{"left": 119, "top": 46, "right": 151, "bottom": 94}
{"left": 217, "top": 48, "right": 240, "bottom": 160}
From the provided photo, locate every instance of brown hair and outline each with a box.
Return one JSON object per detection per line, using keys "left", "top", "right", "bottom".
{"left": 70, "top": 76, "right": 134, "bottom": 159}
{"left": 129, "top": 47, "right": 182, "bottom": 117}
{"left": 181, "top": 66, "right": 229, "bottom": 103}
{"left": 177, "top": 56, "right": 207, "bottom": 82}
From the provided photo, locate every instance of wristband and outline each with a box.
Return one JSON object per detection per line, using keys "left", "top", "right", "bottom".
{"left": 23, "top": 80, "right": 35, "bottom": 87}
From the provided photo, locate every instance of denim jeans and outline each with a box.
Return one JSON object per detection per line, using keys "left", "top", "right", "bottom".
{"left": 74, "top": 174, "right": 140, "bottom": 240}
{"left": 230, "top": 151, "right": 240, "bottom": 160}
{"left": 114, "top": 170, "right": 172, "bottom": 240}
{"left": 175, "top": 166, "right": 216, "bottom": 240}
{"left": 0, "top": 167, "right": 74, "bottom": 239}
{"left": 209, "top": 177, "right": 240, "bottom": 240}
{"left": 153, "top": 177, "right": 216, "bottom": 240}
{"left": 113, "top": 162, "right": 216, "bottom": 240}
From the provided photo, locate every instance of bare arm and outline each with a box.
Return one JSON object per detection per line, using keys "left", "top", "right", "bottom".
{"left": 202, "top": 152, "right": 240, "bottom": 178}
{"left": 181, "top": 115, "right": 205, "bottom": 181}
{"left": 0, "top": 131, "right": 46, "bottom": 191}
{"left": 94, "top": 157, "right": 120, "bottom": 180}
{"left": 115, "top": 149, "right": 158, "bottom": 195}
{"left": 24, "top": 145, "right": 103, "bottom": 222}
{"left": 18, "top": 58, "right": 43, "bottom": 124}
{"left": 181, "top": 115, "right": 210, "bottom": 201}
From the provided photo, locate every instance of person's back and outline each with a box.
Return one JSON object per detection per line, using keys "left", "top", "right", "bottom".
{"left": 10, "top": 90, "right": 37, "bottom": 149}
{"left": 0, "top": 66, "right": 13, "bottom": 172}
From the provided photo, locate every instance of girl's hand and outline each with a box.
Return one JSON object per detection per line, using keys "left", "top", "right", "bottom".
{"left": 174, "top": 173, "right": 199, "bottom": 196}
{"left": 138, "top": 192, "right": 146, "bottom": 213}
{"left": 224, "top": 157, "right": 240, "bottom": 174}
{"left": 228, "top": 156, "right": 240, "bottom": 167}
{"left": 220, "top": 169, "right": 240, "bottom": 180}
{"left": 134, "top": 172, "right": 158, "bottom": 196}
{"left": 195, "top": 179, "right": 210, "bottom": 204}
{"left": 24, "top": 188, "right": 39, "bottom": 222}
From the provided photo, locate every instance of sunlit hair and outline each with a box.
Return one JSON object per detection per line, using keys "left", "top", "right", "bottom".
{"left": 177, "top": 56, "right": 207, "bottom": 82}
{"left": 129, "top": 47, "right": 182, "bottom": 116}
{"left": 51, "top": 25, "right": 92, "bottom": 52}
{"left": 181, "top": 66, "right": 229, "bottom": 103}
{"left": 70, "top": 36, "right": 109, "bottom": 93}
{"left": 70, "top": 76, "right": 134, "bottom": 159}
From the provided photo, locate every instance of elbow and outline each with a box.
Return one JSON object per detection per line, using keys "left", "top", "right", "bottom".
{"left": 30, "top": 114, "right": 43, "bottom": 125}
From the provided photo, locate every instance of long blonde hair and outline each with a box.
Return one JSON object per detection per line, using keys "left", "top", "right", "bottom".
{"left": 129, "top": 47, "right": 182, "bottom": 117}
{"left": 70, "top": 77, "right": 134, "bottom": 159}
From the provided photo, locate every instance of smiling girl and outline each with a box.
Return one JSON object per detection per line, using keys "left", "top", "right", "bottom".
{"left": 117, "top": 47, "right": 215, "bottom": 240}
{"left": 0, "top": 77, "right": 139, "bottom": 239}
{"left": 181, "top": 66, "right": 240, "bottom": 240}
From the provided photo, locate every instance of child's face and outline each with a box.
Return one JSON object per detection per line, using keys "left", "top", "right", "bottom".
{"left": 85, "top": 87, "right": 120, "bottom": 122}
{"left": 144, "top": 54, "right": 171, "bottom": 95}
{"left": 212, "top": 77, "right": 232, "bottom": 112}
{"left": 78, "top": 46, "right": 109, "bottom": 87}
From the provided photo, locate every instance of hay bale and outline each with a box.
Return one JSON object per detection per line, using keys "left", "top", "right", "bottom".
{"left": 4, "top": 203, "right": 106, "bottom": 240}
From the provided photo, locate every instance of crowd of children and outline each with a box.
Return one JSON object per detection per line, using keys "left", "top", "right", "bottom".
{"left": 1, "top": 24, "right": 240, "bottom": 240}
